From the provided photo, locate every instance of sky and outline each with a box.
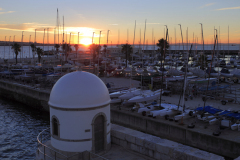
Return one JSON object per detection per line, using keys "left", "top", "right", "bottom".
{"left": 0, "top": 0, "right": 240, "bottom": 46}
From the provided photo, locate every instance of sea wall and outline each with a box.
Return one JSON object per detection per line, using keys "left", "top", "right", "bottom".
{"left": 0, "top": 80, "right": 49, "bottom": 111}
{"left": 111, "top": 108, "right": 240, "bottom": 159}
{"left": 111, "top": 124, "right": 224, "bottom": 160}
{"left": 0, "top": 80, "right": 240, "bottom": 159}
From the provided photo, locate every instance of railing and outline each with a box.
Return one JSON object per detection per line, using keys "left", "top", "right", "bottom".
{"left": 37, "top": 128, "right": 108, "bottom": 160}
{"left": 37, "top": 128, "right": 80, "bottom": 160}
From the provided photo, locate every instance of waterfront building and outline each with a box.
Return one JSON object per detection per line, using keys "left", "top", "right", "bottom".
{"left": 36, "top": 71, "right": 111, "bottom": 159}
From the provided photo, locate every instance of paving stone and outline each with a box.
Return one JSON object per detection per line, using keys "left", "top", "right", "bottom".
{"left": 119, "top": 139, "right": 127, "bottom": 148}
{"left": 125, "top": 133, "right": 136, "bottom": 144}
{"left": 144, "top": 139, "right": 155, "bottom": 150}
{"left": 112, "top": 130, "right": 126, "bottom": 140}
{"left": 130, "top": 143, "right": 139, "bottom": 152}
{"left": 156, "top": 140, "right": 178, "bottom": 155}
{"left": 111, "top": 137, "right": 120, "bottom": 145}
{"left": 154, "top": 151, "right": 161, "bottom": 159}
{"left": 148, "top": 150, "right": 154, "bottom": 158}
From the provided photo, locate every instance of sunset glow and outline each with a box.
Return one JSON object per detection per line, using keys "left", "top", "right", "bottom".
{"left": 0, "top": 0, "right": 239, "bottom": 45}
{"left": 80, "top": 38, "right": 92, "bottom": 46}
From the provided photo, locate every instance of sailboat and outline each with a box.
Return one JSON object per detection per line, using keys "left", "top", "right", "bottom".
{"left": 127, "top": 89, "right": 164, "bottom": 103}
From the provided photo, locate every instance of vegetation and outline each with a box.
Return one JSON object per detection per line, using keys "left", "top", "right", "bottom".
{"left": 54, "top": 44, "right": 60, "bottom": 53}
{"left": 11, "top": 42, "right": 21, "bottom": 64}
{"left": 156, "top": 38, "right": 169, "bottom": 60}
{"left": 74, "top": 44, "right": 79, "bottom": 57}
{"left": 121, "top": 43, "right": 133, "bottom": 67}
{"left": 103, "top": 44, "right": 107, "bottom": 56}
{"left": 89, "top": 44, "right": 101, "bottom": 63}
{"left": 36, "top": 47, "right": 43, "bottom": 63}
{"left": 30, "top": 43, "right": 36, "bottom": 59}
{"left": 62, "top": 43, "right": 72, "bottom": 61}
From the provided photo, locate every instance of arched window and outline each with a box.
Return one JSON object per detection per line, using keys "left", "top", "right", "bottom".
{"left": 52, "top": 116, "right": 59, "bottom": 137}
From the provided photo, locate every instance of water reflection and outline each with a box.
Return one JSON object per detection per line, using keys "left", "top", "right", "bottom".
{"left": 0, "top": 98, "right": 49, "bottom": 159}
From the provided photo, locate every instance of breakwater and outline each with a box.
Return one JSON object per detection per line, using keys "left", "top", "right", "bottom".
{"left": 0, "top": 79, "right": 239, "bottom": 159}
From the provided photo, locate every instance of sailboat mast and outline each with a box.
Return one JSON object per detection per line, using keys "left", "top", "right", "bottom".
{"left": 228, "top": 25, "right": 229, "bottom": 56}
{"left": 131, "top": 20, "right": 136, "bottom": 89}
{"left": 63, "top": 16, "right": 64, "bottom": 44}
{"left": 57, "top": 8, "right": 59, "bottom": 45}
{"left": 29, "top": 35, "right": 31, "bottom": 58}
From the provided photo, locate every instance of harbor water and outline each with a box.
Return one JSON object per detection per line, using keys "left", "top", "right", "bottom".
{"left": 0, "top": 98, "right": 49, "bottom": 159}
{"left": 0, "top": 44, "right": 239, "bottom": 59}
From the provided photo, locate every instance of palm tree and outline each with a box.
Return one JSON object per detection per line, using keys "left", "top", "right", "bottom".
{"left": 62, "top": 43, "right": 72, "bottom": 61}
{"left": 156, "top": 38, "right": 169, "bottom": 60}
{"left": 103, "top": 44, "right": 107, "bottom": 57}
{"left": 54, "top": 44, "right": 60, "bottom": 53}
{"left": 74, "top": 44, "right": 79, "bottom": 57}
{"left": 121, "top": 43, "right": 133, "bottom": 67}
{"left": 36, "top": 47, "right": 43, "bottom": 63}
{"left": 30, "top": 43, "right": 36, "bottom": 59}
{"left": 11, "top": 42, "right": 21, "bottom": 64}
{"left": 89, "top": 44, "right": 101, "bottom": 63}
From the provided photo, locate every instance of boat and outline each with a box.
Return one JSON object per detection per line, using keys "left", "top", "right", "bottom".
{"left": 147, "top": 66, "right": 157, "bottom": 74}
{"left": 220, "top": 68, "right": 233, "bottom": 77}
{"left": 179, "top": 67, "right": 193, "bottom": 76}
{"left": 189, "top": 78, "right": 217, "bottom": 84}
{"left": 115, "top": 65, "right": 124, "bottom": 72}
{"left": 127, "top": 89, "right": 164, "bottom": 103}
{"left": 219, "top": 60, "right": 226, "bottom": 67}
{"left": 225, "top": 63, "right": 232, "bottom": 68}
{"left": 119, "top": 90, "right": 152, "bottom": 100}
{"left": 231, "top": 123, "right": 239, "bottom": 130}
{"left": 123, "top": 66, "right": 132, "bottom": 73}
{"left": 110, "top": 98, "right": 122, "bottom": 104}
{"left": 136, "top": 68, "right": 144, "bottom": 74}
{"left": 206, "top": 68, "right": 219, "bottom": 77}
{"left": 149, "top": 103, "right": 179, "bottom": 117}
{"left": 158, "top": 67, "right": 168, "bottom": 75}
{"left": 110, "top": 88, "right": 138, "bottom": 98}
{"left": 209, "top": 118, "right": 220, "bottom": 125}
{"left": 174, "top": 109, "right": 193, "bottom": 121}
{"left": 137, "top": 105, "right": 155, "bottom": 115}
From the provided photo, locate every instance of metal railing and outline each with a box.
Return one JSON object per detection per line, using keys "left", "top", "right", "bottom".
{"left": 37, "top": 128, "right": 81, "bottom": 160}
{"left": 37, "top": 128, "right": 108, "bottom": 160}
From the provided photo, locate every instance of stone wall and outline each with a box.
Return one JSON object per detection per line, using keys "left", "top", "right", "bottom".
{"left": 111, "top": 108, "right": 240, "bottom": 159}
{"left": 0, "top": 80, "right": 50, "bottom": 111}
{"left": 111, "top": 124, "right": 224, "bottom": 160}
{"left": 0, "top": 80, "right": 239, "bottom": 159}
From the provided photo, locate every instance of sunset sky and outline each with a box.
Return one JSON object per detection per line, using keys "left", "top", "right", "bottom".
{"left": 0, "top": 0, "right": 240, "bottom": 45}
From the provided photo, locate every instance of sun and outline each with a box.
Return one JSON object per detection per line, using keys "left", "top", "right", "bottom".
{"left": 80, "top": 38, "right": 92, "bottom": 46}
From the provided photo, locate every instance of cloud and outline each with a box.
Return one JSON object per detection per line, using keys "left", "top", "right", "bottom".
{"left": 77, "top": 14, "right": 85, "bottom": 19}
{"left": 0, "top": 23, "right": 54, "bottom": 32}
{"left": 200, "top": 3, "right": 215, "bottom": 8}
{"left": 216, "top": 6, "right": 240, "bottom": 11}
{"left": 147, "top": 23, "right": 161, "bottom": 25}
{"left": 0, "top": 11, "right": 15, "bottom": 14}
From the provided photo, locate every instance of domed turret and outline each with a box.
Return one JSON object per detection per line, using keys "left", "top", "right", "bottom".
{"left": 48, "top": 71, "right": 111, "bottom": 153}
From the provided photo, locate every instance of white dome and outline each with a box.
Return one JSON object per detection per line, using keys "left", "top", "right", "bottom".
{"left": 48, "top": 71, "right": 110, "bottom": 108}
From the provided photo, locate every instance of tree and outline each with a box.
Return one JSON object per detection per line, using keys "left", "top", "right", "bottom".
{"left": 89, "top": 44, "right": 101, "bottom": 63}
{"left": 103, "top": 44, "right": 107, "bottom": 57}
{"left": 74, "top": 44, "right": 79, "bottom": 58}
{"left": 62, "top": 43, "right": 72, "bottom": 61}
{"left": 156, "top": 38, "right": 169, "bottom": 60}
{"left": 121, "top": 43, "right": 133, "bottom": 67}
{"left": 36, "top": 47, "right": 43, "bottom": 63}
{"left": 11, "top": 42, "right": 21, "bottom": 64}
{"left": 54, "top": 44, "right": 60, "bottom": 53}
{"left": 30, "top": 43, "right": 36, "bottom": 59}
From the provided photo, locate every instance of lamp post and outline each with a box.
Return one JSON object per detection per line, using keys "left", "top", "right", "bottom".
{"left": 21, "top": 31, "right": 24, "bottom": 63}
{"left": 9, "top": 36, "right": 11, "bottom": 61}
